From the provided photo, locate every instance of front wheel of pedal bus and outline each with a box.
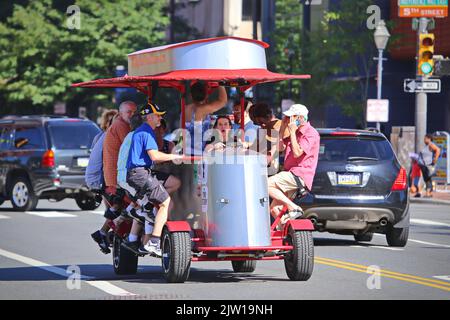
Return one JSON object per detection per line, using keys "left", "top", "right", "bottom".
{"left": 284, "top": 228, "right": 314, "bottom": 281}
{"left": 161, "top": 227, "right": 192, "bottom": 283}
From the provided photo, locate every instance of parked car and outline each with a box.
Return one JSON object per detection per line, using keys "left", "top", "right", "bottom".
{"left": 295, "top": 128, "right": 409, "bottom": 247}
{"left": 0, "top": 115, "right": 102, "bottom": 211}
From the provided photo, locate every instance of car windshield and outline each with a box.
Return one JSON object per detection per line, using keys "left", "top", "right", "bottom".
{"left": 47, "top": 121, "right": 100, "bottom": 150}
{"left": 319, "top": 136, "right": 395, "bottom": 162}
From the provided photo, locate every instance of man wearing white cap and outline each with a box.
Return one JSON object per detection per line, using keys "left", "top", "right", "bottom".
{"left": 268, "top": 103, "right": 320, "bottom": 223}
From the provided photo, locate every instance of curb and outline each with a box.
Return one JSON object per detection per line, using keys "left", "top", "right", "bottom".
{"left": 410, "top": 197, "right": 450, "bottom": 206}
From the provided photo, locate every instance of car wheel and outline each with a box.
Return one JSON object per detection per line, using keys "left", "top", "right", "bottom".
{"left": 354, "top": 232, "right": 373, "bottom": 242}
{"left": 75, "top": 194, "right": 101, "bottom": 211}
{"left": 386, "top": 226, "right": 409, "bottom": 247}
{"left": 231, "top": 260, "right": 257, "bottom": 273}
{"left": 9, "top": 176, "right": 38, "bottom": 211}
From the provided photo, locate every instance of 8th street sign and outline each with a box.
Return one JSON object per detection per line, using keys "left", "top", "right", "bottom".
{"left": 403, "top": 78, "right": 441, "bottom": 93}
{"left": 398, "top": 0, "right": 448, "bottom": 18}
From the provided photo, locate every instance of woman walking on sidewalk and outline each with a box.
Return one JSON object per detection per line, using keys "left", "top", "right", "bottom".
{"left": 419, "top": 134, "right": 441, "bottom": 198}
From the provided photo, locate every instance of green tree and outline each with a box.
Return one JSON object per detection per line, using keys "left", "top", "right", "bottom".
{"left": 270, "top": 0, "right": 376, "bottom": 127}
{"left": 0, "top": 0, "right": 169, "bottom": 115}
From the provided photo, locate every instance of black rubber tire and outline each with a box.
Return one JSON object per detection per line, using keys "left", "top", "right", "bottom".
{"left": 231, "top": 260, "right": 257, "bottom": 273}
{"left": 9, "top": 176, "right": 38, "bottom": 211}
{"left": 284, "top": 229, "right": 314, "bottom": 281}
{"left": 75, "top": 193, "right": 101, "bottom": 211}
{"left": 386, "top": 226, "right": 409, "bottom": 247}
{"left": 112, "top": 235, "right": 138, "bottom": 275}
{"left": 354, "top": 232, "right": 374, "bottom": 242}
{"left": 161, "top": 228, "right": 191, "bottom": 283}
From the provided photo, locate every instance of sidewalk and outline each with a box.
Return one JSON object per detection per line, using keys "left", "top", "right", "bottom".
{"left": 410, "top": 185, "right": 450, "bottom": 205}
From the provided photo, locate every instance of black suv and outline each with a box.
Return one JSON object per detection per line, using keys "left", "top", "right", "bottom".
{"left": 0, "top": 116, "right": 102, "bottom": 211}
{"left": 295, "top": 129, "right": 409, "bottom": 247}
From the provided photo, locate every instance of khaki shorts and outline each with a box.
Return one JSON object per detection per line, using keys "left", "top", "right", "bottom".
{"left": 268, "top": 171, "right": 305, "bottom": 199}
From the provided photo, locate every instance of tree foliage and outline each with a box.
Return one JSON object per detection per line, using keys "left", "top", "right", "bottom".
{"left": 0, "top": 0, "right": 169, "bottom": 114}
{"left": 270, "top": 0, "right": 376, "bottom": 126}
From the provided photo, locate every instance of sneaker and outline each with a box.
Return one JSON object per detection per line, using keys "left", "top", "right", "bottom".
{"left": 126, "top": 207, "right": 145, "bottom": 224}
{"left": 144, "top": 239, "right": 162, "bottom": 257}
{"left": 104, "top": 208, "right": 120, "bottom": 220}
{"left": 138, "top": 244, "right": 150, "bottom": 255}
{"left": 91, "top": 230, "right": 111, "bottom": 254}
{"left": 121, "top": 239, "right": 140, "bottom": 253}
{"left": 284, "top": 208, "right": 304, "bottom": 220}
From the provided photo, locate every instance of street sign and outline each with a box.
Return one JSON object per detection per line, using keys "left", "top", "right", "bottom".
{"left": 54, "top": 102, "right": 66, "bottom": 115}
{"left": 435, "top": 59, "right": 450, "bottom": 76}
{"left": 403, "top": 78, "right": 441, "bottom": 93}
{"left": 433, "top": 131, "right": 450, "bottom": 184}
{"left": 398, "top": 0, "right": 448, "bottom": 18}
{"left": 366, "top": 99, "right": 389, "bottom": 123}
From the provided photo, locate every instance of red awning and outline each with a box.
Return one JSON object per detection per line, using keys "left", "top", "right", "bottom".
{"left": 71, "top": 68, "right": 311, "bottom": 92}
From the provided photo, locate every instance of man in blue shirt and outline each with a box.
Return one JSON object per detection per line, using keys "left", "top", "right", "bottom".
{"left": 126, "top": 103, "right": 183, "bottom": 257}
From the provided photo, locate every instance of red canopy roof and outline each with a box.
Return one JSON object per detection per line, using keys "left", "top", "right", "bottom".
{"left": 71, "top": 69, "right": 311, "bottom": 92}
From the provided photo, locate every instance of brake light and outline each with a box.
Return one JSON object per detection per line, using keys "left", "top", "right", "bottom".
{"left": 330, "top": 132, "right": 358, "bottom": 136}
{"left": 391, "top": 167, "right": 407, "bottom": 191}
{"left": 42, "top": 150, "right": 55, "bottom": 168}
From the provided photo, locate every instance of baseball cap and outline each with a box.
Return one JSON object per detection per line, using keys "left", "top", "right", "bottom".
{"left": 283, "top": 104, "right": 309, "bottom": 117}
{"left": 140, "top": 102, "right": 166, "bottom": 116}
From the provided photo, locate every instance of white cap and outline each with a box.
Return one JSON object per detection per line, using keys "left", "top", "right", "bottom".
{"left": 283, "top": 104, "right": 309, "bottom": 117}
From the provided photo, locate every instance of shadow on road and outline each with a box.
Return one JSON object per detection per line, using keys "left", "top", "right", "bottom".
{"left": 313, "top": 237, "right": 358, "bottom": 246}
{"left": 124, "top": 267, "right": 290, "bottom": 284}
{"left": 0, "top": 208, "right": 83, "bottom": 212}
{"left": 0, "top": 264, "right": 291, "bottom": 283}
{"left": 0, "top": 264, "right": 158, "bottom": 281}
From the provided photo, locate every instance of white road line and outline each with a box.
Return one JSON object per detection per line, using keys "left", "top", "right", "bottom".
{"left": 367, "top": 245, "right": 404, "bottom": 251}
{"left": 350, "top": 244, "right": 403, "bottom": 251}
{"left": 0, "top": 247, "right": 137, "bottom": 297}
{"left": 433, "top": 276, "right": 450, "bottom": 282}
{"left": 25, "top": 211, "right": 77, "bottom": 218}
{"left": 411, "top": 219, "right": 450, "bottom": 228}
{"left": 0, "top": 247, "right": 91, "bottom": 280}
{"left": 86, "top": 281, "right": 137, "bottom": 297}
{"left": 0, "top": 214, "right": 10, "bottom": 219}
{"left": 373, "top": 233, "right": 450, "bottom": 248}
{"left": 408, "top": 239, "right": 450, "bottom": 249}
{"left": 90, "top": 211, "right": 104, "bottom": 215}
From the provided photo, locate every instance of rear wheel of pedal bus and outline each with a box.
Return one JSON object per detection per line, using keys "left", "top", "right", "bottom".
{"left": 231, "top": 260, "right": 257, "bottom": 273}
{"left": 113, "top": 235, "right": 138, "bottom": 275}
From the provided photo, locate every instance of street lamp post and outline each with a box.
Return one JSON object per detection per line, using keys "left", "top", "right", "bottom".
{"left": 373, "top": 20, "right": 390, "bottom": 132}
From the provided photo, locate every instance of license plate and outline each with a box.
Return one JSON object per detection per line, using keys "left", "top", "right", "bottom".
{"left": 77, "top": 157, "right": 89, "bottom": 167}
{"left": 337, "top": 174, "right": 361, "bottom": 185}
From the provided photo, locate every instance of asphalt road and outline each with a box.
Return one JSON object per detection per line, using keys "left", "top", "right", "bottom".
{"left": 0, "top": 199, "right": 449, "bottom": 300}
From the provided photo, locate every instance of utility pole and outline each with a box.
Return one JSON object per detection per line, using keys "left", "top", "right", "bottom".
{"left": 170, "top": 0, "right": 175, "bottom": 43}
{"left": 415, "top": 17, "right": 430, "bottom": 153}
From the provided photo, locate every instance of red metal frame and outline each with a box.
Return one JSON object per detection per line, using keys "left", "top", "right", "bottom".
{"left": 165, "top": 221, "right": 191, "bottom": 232}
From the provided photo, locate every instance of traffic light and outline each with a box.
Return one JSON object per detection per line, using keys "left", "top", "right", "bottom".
{"left": 418, "top": 33, "right": 435, "bottom": 77}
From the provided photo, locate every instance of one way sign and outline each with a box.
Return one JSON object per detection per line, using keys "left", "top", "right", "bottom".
{"left": 404, "top": 79, "right": 441, "bottom": 93}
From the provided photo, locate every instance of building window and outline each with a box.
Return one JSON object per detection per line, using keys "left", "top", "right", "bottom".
{"left": 242, "top": 0, "right": 261, "bottom": 21}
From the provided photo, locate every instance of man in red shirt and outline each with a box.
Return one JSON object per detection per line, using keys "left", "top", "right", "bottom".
{"left": 268, "top": 104, "right": 320, "bottom": 224}
{"left": 91, "top": 101, "right": 137, "bottom": 253}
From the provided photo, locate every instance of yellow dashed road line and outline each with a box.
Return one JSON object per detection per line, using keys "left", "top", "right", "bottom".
{"left": 315, "top": 257, "right": 450, "bottom": 292}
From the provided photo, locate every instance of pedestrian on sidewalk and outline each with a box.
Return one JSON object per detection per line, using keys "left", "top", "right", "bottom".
{"left": 418, "top": 134, "right": 441, "bottom": 198}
